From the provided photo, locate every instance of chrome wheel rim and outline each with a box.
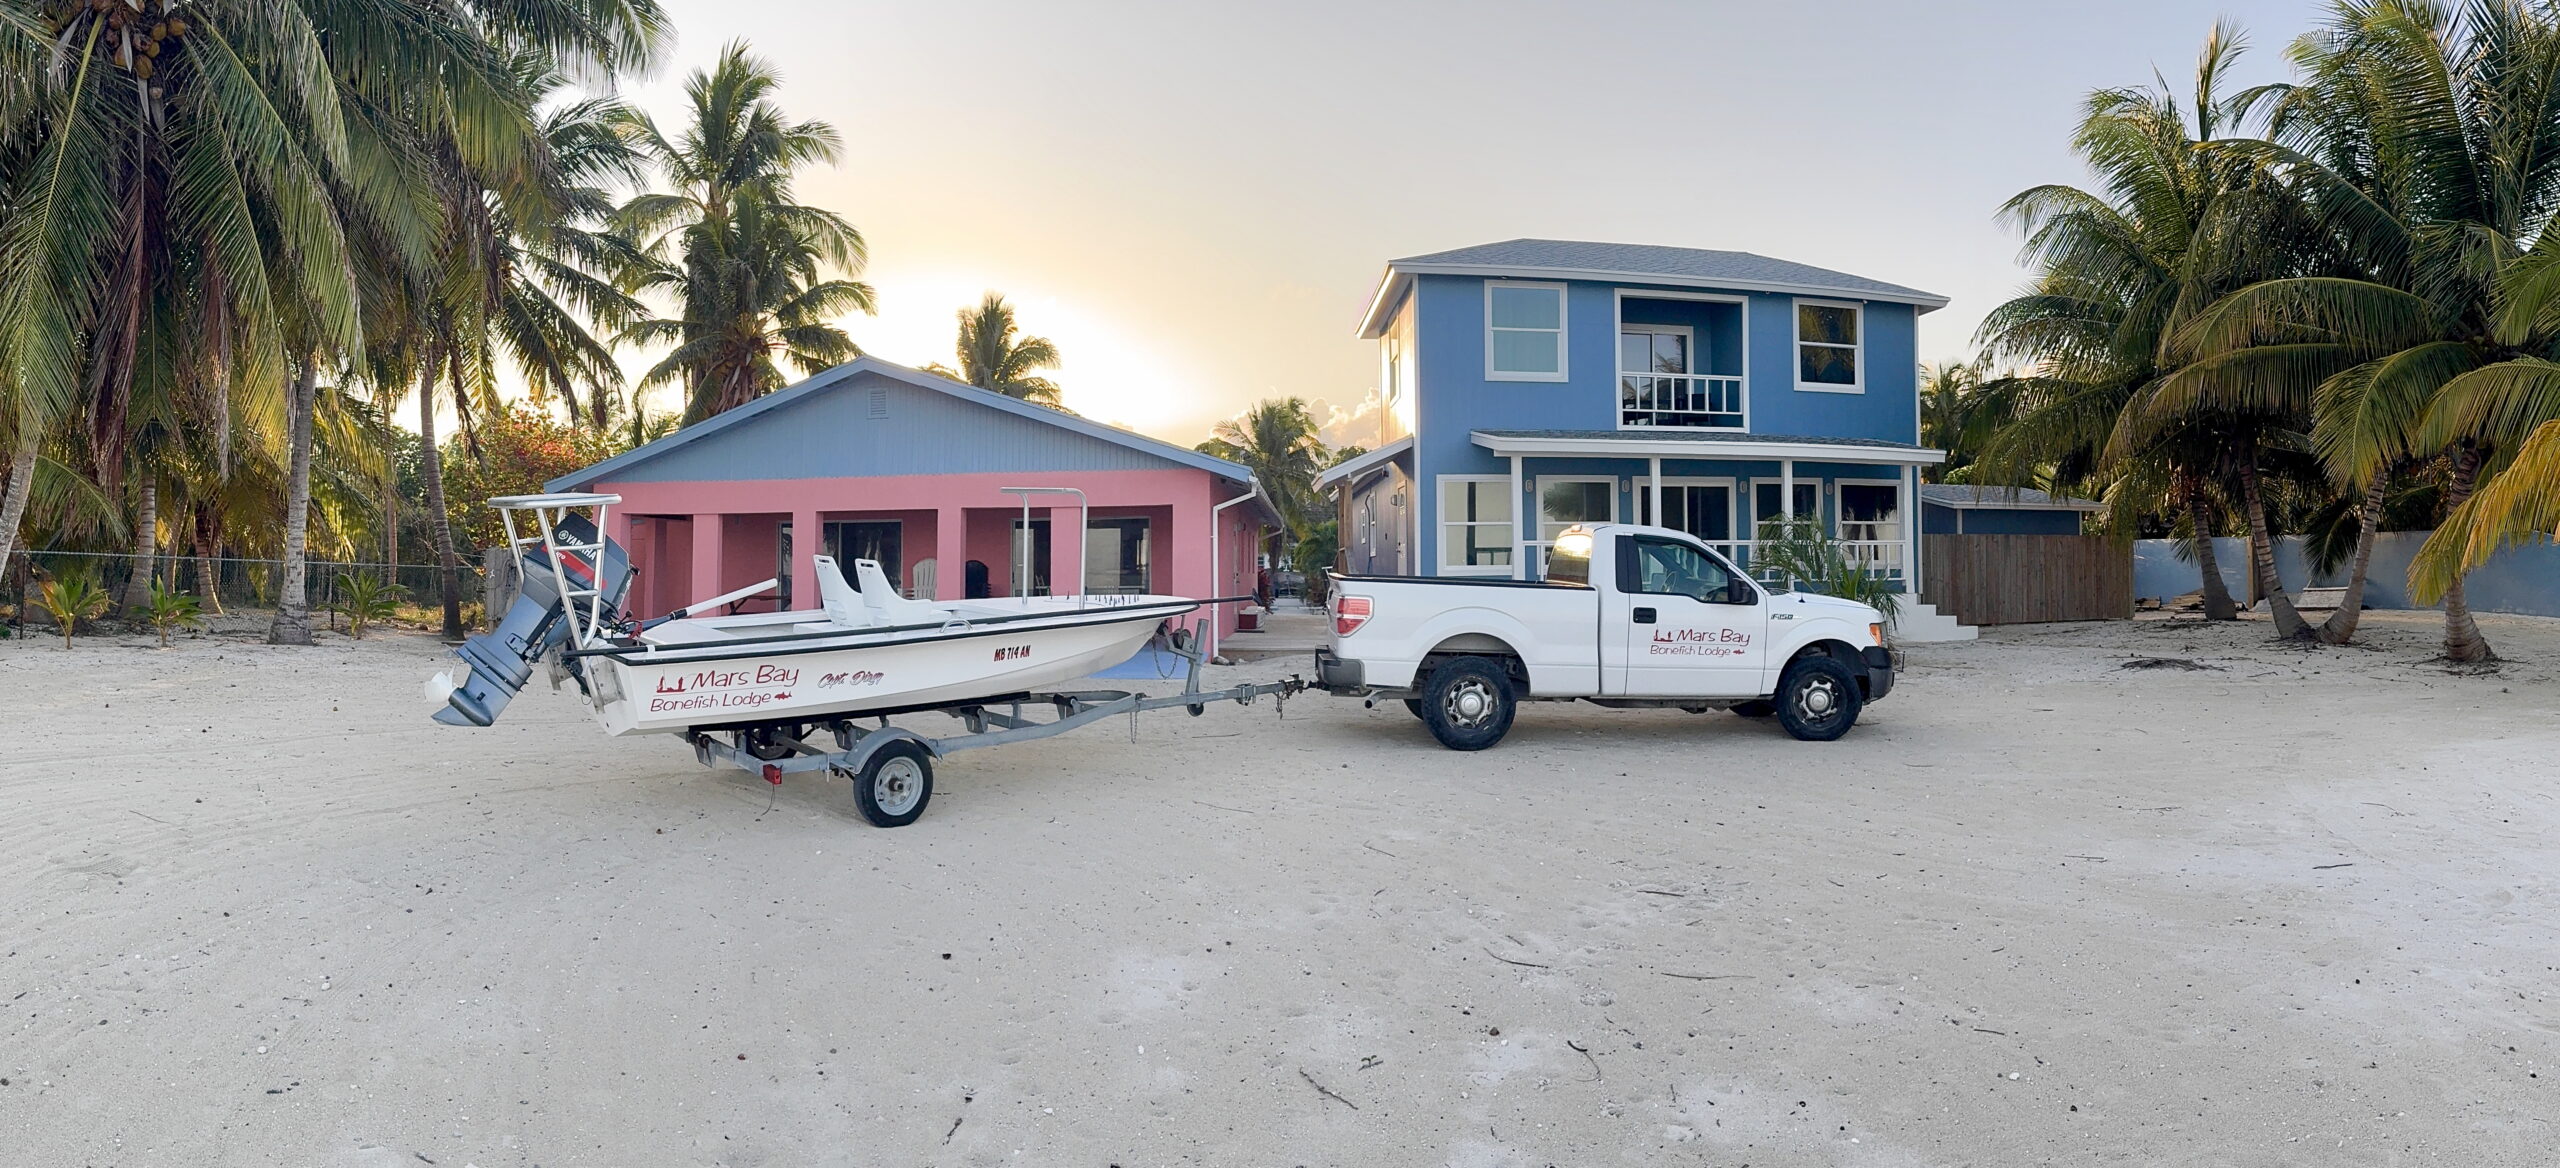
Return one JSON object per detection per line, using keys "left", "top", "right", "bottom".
{"left": 1444, "top": 678, "right": 1497, "bottom": 729}
{"left": 1793, "top": 675, "right": 1842, "bottom": 724}
{"left": 873, "top": 757, "right": 925, "bottom": 816}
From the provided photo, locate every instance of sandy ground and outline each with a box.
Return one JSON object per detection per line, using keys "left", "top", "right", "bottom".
{"left": 4, "top": 609, "right": 2557, "bottom": 1167}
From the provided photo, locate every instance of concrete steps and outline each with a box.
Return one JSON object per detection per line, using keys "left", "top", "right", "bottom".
{"left": 1894, "top": 600, "right": 1978, "bottom": 643}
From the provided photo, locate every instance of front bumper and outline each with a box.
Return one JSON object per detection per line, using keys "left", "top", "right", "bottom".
{"left": 1861, "top": 645, "right": 1898, "bottom": 703}
{"left": 1314, "top": 650, "right": 1365, "bottom": 694}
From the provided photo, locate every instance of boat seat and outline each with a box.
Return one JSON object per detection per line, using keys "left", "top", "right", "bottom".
{"left": 854, "top": 558, "right": 948, "bottom": 625}
{"left": 807, "top": 555, "right": 880, "bottom": 629}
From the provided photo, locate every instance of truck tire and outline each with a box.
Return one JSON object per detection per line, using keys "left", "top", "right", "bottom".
{"left": 1774, "top": 655, "right": 1862, "bottom": 742}
{"left": 1729, "top": 700, "right": 1776, "bottom": 718}
{"left": 1402, "top": 698, "right": 1426, "bottom": 720}
{"left": 1418, "top": 656, "right": 1516, "bottom": 751}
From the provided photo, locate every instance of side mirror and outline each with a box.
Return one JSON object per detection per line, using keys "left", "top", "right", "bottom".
{"left": 1724, "top": 578, "right": 1756, "bottom": 605}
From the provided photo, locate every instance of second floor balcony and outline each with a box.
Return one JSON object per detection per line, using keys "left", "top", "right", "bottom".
{"left": 1617, "top": 293, "right": 1745, "bottom": 430}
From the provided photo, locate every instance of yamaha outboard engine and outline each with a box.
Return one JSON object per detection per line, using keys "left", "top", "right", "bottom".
{"left": 430, "top": 514, "right": 633, "bottom": 727}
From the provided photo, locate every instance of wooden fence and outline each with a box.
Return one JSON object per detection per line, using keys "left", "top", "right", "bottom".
{"left": 1920, "top": 534, "right": 2131, "bottom": 626}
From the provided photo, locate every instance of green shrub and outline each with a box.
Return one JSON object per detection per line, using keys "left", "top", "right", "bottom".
{"left": 35, "top": 572, "right": 111, "bottom": 649}
{"left": 335, "top": 573, "right": 406, "bottom": 639}
{"left": 144, "top": 583, "right": 203, "bottom": 647}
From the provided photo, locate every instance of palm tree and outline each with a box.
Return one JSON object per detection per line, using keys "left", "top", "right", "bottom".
{"left": 1197, "top": 398, "right": 1328, "bottom": 556}
{"left": 1977, "top": 22, "right": 2290, "bottom": 624}
{"left": 2153, "top": 0, "right": 2560, "bottom": 660}
{"left": 927, "top": 294, "right": 1064, "bottom": 406}
{"left": 617, "top": 42, "right": 874, "bottom": 424}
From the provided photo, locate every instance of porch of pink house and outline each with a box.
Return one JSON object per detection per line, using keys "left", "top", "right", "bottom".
{"left": 600, "top": 470, "right": 1265, "bottom": 639}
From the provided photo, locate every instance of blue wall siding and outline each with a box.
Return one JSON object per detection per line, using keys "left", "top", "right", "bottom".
{"left": 1407, "top": 271, "right": 1924, "bottom": 571}
{"left": 2136, "top": 532, "right": 2560, "bottom": 617}
{"left": 1922, "top": 503, "right": 2085, "bottom": 535}
{"left": 581, "top": 369, "right": 1173, "bottom": 484}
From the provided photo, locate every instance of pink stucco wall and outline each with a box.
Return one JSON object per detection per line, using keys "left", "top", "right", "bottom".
{"left": 597, "top": 468, "right": 1269, "bottom": 639}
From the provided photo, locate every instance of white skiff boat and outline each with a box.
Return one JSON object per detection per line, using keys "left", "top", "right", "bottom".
{"left": 429, "top": 494, "right": 1197, "bottom": 735}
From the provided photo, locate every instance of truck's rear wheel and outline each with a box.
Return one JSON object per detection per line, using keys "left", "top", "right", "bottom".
{"left": 1774, "top": 656, "right": 1862, "bottom": 742}
{"left": 1419, "top": 656, "right": 1516, "bottom": 751}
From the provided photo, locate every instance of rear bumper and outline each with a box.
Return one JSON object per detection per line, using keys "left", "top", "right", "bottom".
{"left": 1314, "top": 650, "right": 1366, "bottom": 693}
{"left": 1861, "top": 645, "right": 1897, "bottom": 703}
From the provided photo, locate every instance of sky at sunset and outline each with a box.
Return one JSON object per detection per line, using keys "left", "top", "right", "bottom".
{"left": 611, "top": 0, "right": 2333, "bottom": 449}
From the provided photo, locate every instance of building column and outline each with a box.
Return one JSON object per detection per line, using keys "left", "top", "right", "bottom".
{"left": 1649, "top": 457, "right": 1663, "bottom": 527}
{"left": 688, "top": 513, "right": 725, "bottom": 609}
{"left": 1052, "top": 504, "right": 1087, "bottom": 598}
{"left": 1780, "top": 460, "right": 1796, "bottom": 522}
{"left": 935, "top": 506, "right": 965, "bottom": 600}
{"left": 1902, "top": 463, "right": 1922, "bottom": 596}
{"left": 1508, "top": 454, "right": 1526, "bottom": 581}
{"left": 791, "top": 507, "right": 821, "bottom": 610}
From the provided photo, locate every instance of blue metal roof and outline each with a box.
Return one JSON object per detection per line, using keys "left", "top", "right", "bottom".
{"left": 547, "top": 356, "right": 1259, "bottom": 492}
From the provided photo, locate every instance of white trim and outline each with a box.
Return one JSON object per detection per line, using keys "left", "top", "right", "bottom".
{"left": 1358, "top": 261, "right": 1948, "bottom": 337}
{"left": 1484, "top": 280, "right": 1569, "bottom": 382}
{"left": 1632, "top": 476, "right": 1741, "bottom": 541}
{"left": 1315, "top": 435, "right": 1414, "bottom": 489}
{"left": 1507, "top": 456, "right": 1525, "bottom": 579}
{"left": 1613, "top": 288, "right": 1750, "bottom": 433}
{"left": 1793, "top": 298, "right": 1864, "bottom": 394}
{"left": 1471, "top": 431, "right": 1946, "bottom": 465}
{"left": 1530, "top": 475, "right": 1618, "bottom": 573}
{"left": 1746, "top": 476, "right": 1824, "bottom": 531}
{"left": 1434, "top": 474, "right": 1518, "bottom": 576}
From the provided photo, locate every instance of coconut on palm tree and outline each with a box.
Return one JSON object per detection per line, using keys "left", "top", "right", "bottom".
{"left": 927, "top": 294, "right": 1065, "bottom": 406}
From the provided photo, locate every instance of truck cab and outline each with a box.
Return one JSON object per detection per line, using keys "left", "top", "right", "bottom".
{"left": 1318, "top": 524, "right": 1896, "bottom": 748}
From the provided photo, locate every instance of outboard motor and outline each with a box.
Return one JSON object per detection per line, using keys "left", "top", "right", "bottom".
{"left": 429, "top": 513, "right": 633, "bottom": 727}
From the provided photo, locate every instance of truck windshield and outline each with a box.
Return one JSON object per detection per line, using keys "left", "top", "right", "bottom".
{"left": 1545, "top": 531, "right": 1594, "bottom": 587}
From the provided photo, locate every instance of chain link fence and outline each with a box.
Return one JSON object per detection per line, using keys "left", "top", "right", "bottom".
{"left": 5, "top": 548, "right": 485, "bottom": 633}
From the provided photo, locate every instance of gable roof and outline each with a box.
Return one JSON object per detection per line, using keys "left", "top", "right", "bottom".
{"left": 1359, "top": 237, "right": 1948, "bottom": 337}
{"left": 1920, "top": 484, "right": 2107, "bottom": 511}
{"left": 548, "top": 356, "right": 1257, "bottom": 492}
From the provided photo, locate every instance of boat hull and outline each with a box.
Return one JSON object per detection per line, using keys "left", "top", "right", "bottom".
{"left": 588, "top": 600, "right": 1192, "bottom": 736}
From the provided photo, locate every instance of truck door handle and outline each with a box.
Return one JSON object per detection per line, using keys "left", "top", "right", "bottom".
{"left": 1632, "top": 607, "right": 1656, "bottom": 624}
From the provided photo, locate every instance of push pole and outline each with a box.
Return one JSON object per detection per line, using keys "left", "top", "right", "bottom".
{"left": 998, "top": 486, "right": 1088, "bottom": 603}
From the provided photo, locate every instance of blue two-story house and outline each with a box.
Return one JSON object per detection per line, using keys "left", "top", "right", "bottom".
{"left": 1318, "top": 238, "right": 1968, "bottom": 635}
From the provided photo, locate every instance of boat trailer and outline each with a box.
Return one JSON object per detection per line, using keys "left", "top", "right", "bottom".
{"left": 682, "top": 620, "right": 1303, "bottom": 827}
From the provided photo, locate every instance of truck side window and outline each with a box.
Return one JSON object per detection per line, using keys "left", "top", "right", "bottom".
{"left": 1631, "top": 537, "right": 1737, "bottom": 603}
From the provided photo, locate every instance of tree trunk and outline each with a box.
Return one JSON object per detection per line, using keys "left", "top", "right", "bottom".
{"left": 2182, "top": 473, "right": 2238, "bottom": 621}
{"left": 2315, "top": 481, "right": 2385, "bottom": 645}
{"left": 2440, "top": 441, "right": 2495, "bottom": 662}
{"left": 419, "top": 356, "right": 464, "bottom": 640}
{"left": 120, "top": 480, "right": 157, "bottom": 616}
{"left": 0, "top": 427, "right": 37, "bottom": 590}
{"left": 268, "top": 356, "right": 319, "bottom": 645}
{"left": 193, "top": 506, "right": 224, "bottom": 616}
{"left": 2235, "top": 459, "right": 2307, "bottom": 637}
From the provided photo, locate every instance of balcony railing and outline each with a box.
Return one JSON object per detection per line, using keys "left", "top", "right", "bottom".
{"left": 1621, "top": 373, "right": 1744, "bottom": 429}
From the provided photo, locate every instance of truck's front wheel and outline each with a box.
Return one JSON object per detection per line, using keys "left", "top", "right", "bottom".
{"left": 1774, "top": 655, "right": 1862, "bottom": 742}
{"left": 1418, "top": 656, "right": 1516, "bottom": 751}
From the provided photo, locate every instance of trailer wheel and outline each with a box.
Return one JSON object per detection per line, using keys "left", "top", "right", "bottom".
{"left": 852, "top": 741, "right": 935, "bottom": 828}
{"left": 1418, "top": 656, "right": 1516, "bottom": 751}
{"left": 1774, "top": 656, "right": 1862, "bottom": 742}
{"left": 1729, "top": 700, "right": 1776, "bottom": 718}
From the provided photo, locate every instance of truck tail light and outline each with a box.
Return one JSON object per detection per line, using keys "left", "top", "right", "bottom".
{"left": 1333, "top": 595, "right": 1372, "bottom": 637}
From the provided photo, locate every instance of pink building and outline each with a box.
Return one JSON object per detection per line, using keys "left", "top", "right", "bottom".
{"left": 549, "top": 358, "right": 1279, "bottom": 640}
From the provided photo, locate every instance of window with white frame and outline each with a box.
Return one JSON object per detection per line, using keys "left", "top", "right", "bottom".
{"left": 1486, "top": 283, "right": 1566, "bottom": 380}
{"left": 1382, "top": 333, "right": 1403, "bottom": 403}
{"left": 1796, "top": 300, "right": 1862, "bottom": 391}
{"left": 1438, "top": 476, "right": 1515, "bottom": 572}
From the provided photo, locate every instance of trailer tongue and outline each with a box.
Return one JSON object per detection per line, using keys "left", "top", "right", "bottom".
{"left": 426, "top": 493, "right": 1300, "bottom": 826}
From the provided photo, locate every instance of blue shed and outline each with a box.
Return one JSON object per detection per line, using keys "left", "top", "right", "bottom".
{"left": 1919, "top": 485, "right": 2104, "bottom": 536}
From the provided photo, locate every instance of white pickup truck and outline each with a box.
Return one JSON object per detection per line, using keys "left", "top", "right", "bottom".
{"left": 1315, "top": 523, "right": 1897, "bottom": 748}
